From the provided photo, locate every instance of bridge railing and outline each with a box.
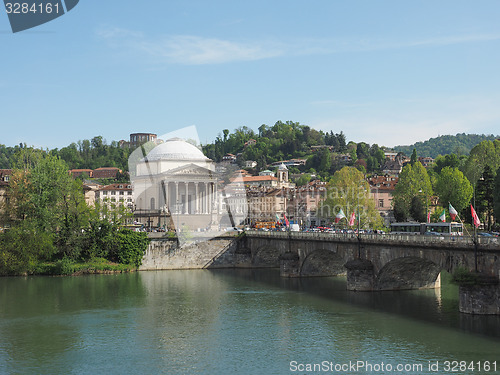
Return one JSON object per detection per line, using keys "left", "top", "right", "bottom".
{"left": 245, "top": 230, "right": 499, "bottom": 247}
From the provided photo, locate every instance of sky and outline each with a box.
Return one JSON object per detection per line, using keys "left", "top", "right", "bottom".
{"left": 1, "top": 0, "right": 500, "bottom": 150}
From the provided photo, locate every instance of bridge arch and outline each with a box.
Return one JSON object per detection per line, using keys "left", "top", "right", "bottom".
{"left": 375, "top": 257, "right": 441, "bottom": 290}
{"left": 300, "top": 249, "right": 346, "bottom": 277}
{"left": 253, "top": 245, "right": 280, "bottom": 268}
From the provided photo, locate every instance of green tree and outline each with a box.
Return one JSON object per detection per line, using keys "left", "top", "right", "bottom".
{"left": 494, "top": 166, "right": 500, "bottom": 227}
{"left": 320, "top": 166, "right": 383, "bottom": 229}
{"left": 392, "top": 162, "right": 433, "bottom": 222}
{"left": 462, "top": 140, "right": 500, "bottom": 186}
{"left": 475, "top": 165, "right": 496, "bottom": 231}
{"left": 434, "top": 167, "right": 473, "bottom": 214}
{"left": 410, "top": 148, "right": 418, "bottom": 166}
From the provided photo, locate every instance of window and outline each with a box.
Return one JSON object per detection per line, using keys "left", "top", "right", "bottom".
{"left": 127, "top": 191, "right": 132, "bottom": 195}
{"left": 111, "top": 191, "right": 116, "bottom": 195}
{"left": 378, "top": 199, "right": 384, "bottom": 208}
{"left": 4, "top": 176, "right": 9, "bottom": 182}
{"left": 119, "top": 191, "right": 124, "bottom": 195}
{"left": 102, "top": 191, "right": 108, "bottom": 195}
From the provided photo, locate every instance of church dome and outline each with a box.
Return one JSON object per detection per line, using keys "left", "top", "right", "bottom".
{"left": 145, "top": 138, "right": 209, "bottom": 161}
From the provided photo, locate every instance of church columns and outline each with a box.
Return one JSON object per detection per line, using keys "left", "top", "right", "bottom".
{"left": 174, "top": 182, "right": 179, "bottom": 213}
{"left": 184, "top": 182, "right": 188, "bottom": 214}
{"left": 195, "top": 183, "right": 199, "bottom": 214}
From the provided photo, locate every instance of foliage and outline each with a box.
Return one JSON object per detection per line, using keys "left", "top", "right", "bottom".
{"left": 434, "top": 167, "right": 473, "bottom": 213}
{"left": 433, "top": 153, "right": 465, "bottom": 174}
{"left": 475, "top": 165, "right": 496, "bottom": 231}
{"left": 392, "top": 162, "right": 433, "bottom": 222}
{"left": 320, "top": 166, "right": 384, "bottom": 229}
{"left": 394, "top": 133, "right": 499, "bottom": 158}
{"left": 0, "top": 223, "right": 55, "bottom": 275}
{"left": 462, "top": 140, "right": 500, "bottom": 187}
{"left": 111, "top": 229, "right": 150, "bottom": 267}
{"left": 495, "top": 167, "right": 500, "bottom": 227}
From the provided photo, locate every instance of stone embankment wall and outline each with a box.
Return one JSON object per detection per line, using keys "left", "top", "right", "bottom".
{"left": 139, "top": 235, "right": 243, "bottom": 270}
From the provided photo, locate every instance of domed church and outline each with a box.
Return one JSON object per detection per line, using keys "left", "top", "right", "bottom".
{"left": 132, "top": 138, "right": 220, "bottom": 231}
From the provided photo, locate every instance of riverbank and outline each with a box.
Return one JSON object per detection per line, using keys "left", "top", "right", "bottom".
{"left": 11, "top": 257, "right": 138, "bottom": 277}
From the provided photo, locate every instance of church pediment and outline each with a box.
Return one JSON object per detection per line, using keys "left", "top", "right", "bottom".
{"left": 165, "top": 163, "right": 215, "bottom": 177}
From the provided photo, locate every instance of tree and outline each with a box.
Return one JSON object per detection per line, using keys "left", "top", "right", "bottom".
{"left": 410, "top": 148, "right": 418, "bottom": 166}
{"left": 392, "top": 162, "right": 433, "bottom": 221}
{"left": 494, "top": 166, "right": 500, "bottom": 227}
{"left": 320, "top": 166, "right": 383, "bottom": 229}
{"left": 475, "top": 165, "right": 496, "bottom": 231}
{"left": 434, "top": 167, "right": 473, "bottom": 214}
{"left": 462, "top": 140, "right": 500, "bottom": 186}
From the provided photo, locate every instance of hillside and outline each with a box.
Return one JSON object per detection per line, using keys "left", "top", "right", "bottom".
{"left": 394, "top": 133, "right": 499, "bottom": 158}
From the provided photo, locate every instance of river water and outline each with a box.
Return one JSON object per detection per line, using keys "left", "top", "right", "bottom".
{"left": 0, "top": 269, "right": 498, "bottom": 375}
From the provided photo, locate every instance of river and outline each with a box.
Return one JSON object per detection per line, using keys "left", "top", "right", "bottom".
{"left": 0, "top": 269, "right": 498, "bottom": 374}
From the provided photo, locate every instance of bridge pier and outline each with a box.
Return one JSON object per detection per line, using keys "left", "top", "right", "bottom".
{"left": 459, "top": 275, "right": 500, "bottom": 315}
{"left": 344, "top": 259, "right": 375, "bottom": 291}
{"left": 280, "top": 252, "right": 301, "bottom": 278}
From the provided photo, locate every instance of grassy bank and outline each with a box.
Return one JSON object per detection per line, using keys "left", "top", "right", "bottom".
{"left": 33, "top": 257, "right": 138, "bottom": 276}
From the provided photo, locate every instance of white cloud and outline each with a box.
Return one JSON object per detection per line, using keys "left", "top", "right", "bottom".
{"left": 95, "top": 25, "right": 500, "bottom": 66}
{"left": 137, "top": 35, "right": 284, "bottom": 65}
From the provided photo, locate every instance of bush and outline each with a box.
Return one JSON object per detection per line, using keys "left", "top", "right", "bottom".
{"left": 111, "top": 229, "right": 150, "bottom": 267}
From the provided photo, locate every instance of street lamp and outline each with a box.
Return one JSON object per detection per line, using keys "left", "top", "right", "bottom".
{"left": 418, "top": 188, "right": 428, "bottom": 223}
{"left": 472, "top": 175, "right": 484, "bottom": 272}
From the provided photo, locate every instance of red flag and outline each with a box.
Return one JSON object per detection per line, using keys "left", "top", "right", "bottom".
{"left": 471, "top": 205, "right": 481, "bottom": 228}
{"left": 348, "top": 212, "right": 355, "bottom": 226}
{"left": 427, "top": 210, "right": 431, "bottom": 223}
{"left": 284, "top": 214, "right": 289, "bottom": 227}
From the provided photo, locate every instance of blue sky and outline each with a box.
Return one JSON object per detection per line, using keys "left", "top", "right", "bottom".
{"left": 1, "top": 0, "right": 500, "bottom": 150}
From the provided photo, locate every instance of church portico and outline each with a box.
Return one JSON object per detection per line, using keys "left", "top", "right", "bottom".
{"left": 132, "top": 138, "right": 220, "bottom": 231}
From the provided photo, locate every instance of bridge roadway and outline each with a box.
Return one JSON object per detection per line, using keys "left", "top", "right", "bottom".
{"left": 242, "top": 230, "right": 500, "bottom": 314}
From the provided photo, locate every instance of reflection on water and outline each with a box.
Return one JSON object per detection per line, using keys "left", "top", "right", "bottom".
{"left": 0, "top": 270, "right": 498, "bottom": 375}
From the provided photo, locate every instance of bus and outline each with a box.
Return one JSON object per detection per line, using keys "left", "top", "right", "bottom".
{"left": 390, "top": 222, "right": 463, "bottom": 236}
{"left": 254, "top": 221, "right": 276, "bottom": 230}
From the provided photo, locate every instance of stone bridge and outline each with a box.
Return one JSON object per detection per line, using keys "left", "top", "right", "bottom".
{"left": 242, "top": 231, "right": 500, "bottom": 314}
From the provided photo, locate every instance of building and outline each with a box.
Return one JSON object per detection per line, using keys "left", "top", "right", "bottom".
{"left": 238, "top": 164, "right": 292, "bottom": 189}
{"left": 292, "top": 180, "right": 328, "bottom": 227}
{"left": 222, "top": 153, "right": 237, "bottom": 164}
{"left": 130, "top": 133, "right": 157, "bottom": 150}
{"left": 244, "top": 139, "right": 257, "bottom": 147}
{"left": 367, "top": 175, "right": 398, "bottom": 225}
{"left": 418, "top": 156, "right": 434, "bottom": 168}
{"left": 132, "top": 138, "right": 221, "bottom": 231}
{"left": 93, "top": 167, "right": 122, "bottom": 179}
{"left": 95, "top": 183, "right": 134, "bottom": 210}
{"left": 246, "top": 187, "right": 287, "bottom": 224}
{"left": 69, "top": 169, "right": 93, "bottom": 178}
{"left": 244, "top": 160, "right": 257, "bottom": 168}
{"left": 0, "top": 170, "right": 11, "bottom": 227}
{"left": 270, "top": 159, "right": 307, "bottom": 168}
{"left": 82, "top": 182, "right": 102, "bottom": 206}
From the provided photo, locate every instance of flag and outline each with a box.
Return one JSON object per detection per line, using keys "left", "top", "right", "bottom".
{"left": 335, "top": 209, "right": 346, "bottom": 224}
{"left": 275, "top": 214, "right": 280, "bottom": 223}
{"left": 439, "top": 209, "right": 446, "bottom": 222}
{"left": 348, "top": 212, "right": 356, "bottom": 226}
{"left": 449, "top": 203, "right": 458, "bottom": 221}
{"left": 284, "top": 214, "right": 289, "bottom": 227}
{"left": 427, "top": 210, "right": 431, "bottom": 223}
{"left": 471, "top": 205, "right": 481, "bottom": 228}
